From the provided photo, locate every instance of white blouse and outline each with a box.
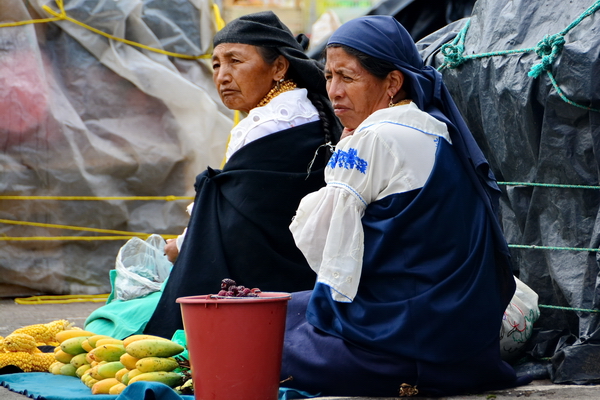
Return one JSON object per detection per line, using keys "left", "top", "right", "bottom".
{"left": 290, "top": 102, "right": 452, "bottom": 302}
{"left": 225, "top": 88, "right": 320, "bottom": 161}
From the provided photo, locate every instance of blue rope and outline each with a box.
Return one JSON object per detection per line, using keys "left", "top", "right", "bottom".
{"left": 439, "top": 19, "right": 471, "bottom": 69}
{"left": 437, "top": 0, "right": 600, "bottom": 112}
{"left": 498, "top": 181, "right": 600, "bottom": 190}
{"left": 539, "top": 304, "right": 600, "bottom": 313}
{"left": 547, "top": 70, "right": 600, "bottom": 112}
{"left": 529, "top": 0, "right": 600, "bottom": 77}
{"left": 528, "top": 33, "right": 565, "bottom": 78}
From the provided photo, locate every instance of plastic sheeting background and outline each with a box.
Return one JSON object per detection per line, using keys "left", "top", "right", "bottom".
{"left": 0, "top": 0, "right": 233, "bottom": 295}
{"left": 417, "top": 0, "right": 600, "bottom": 384}
{"left": 307, "top": 0, "right": 476, "bottom": 60}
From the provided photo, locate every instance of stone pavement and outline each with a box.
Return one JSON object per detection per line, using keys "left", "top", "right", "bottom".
{"left": 2, "top": 298, "right": 600, "bottom": 400}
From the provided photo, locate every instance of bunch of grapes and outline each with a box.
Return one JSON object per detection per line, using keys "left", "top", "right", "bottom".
{"left": 216, "top": 278, "right": 261, "bottom": 298}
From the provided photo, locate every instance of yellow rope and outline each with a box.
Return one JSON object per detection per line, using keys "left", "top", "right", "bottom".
{"left": 0, "top": 235, "right": 177, "bottom": 241}
{"left": 0, "top": 0, "right": 214, "bottom": 60}
{"left": 0, "top": 195, "right": 194, "bottom": 201}
{"left": 213, "top": 3, "right": 226, "bottom": 31}
{"left": 1, "top": 218, "right": 154, "bottom": 236}
{"left": 14, "top": 294, "right": 109, "bottom": 304}
{"left": 0, "top": 219, "right": 178, "bottom": 241}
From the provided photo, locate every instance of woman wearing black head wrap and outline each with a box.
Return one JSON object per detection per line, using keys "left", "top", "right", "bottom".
{"left": 142, "top": 11, "right": 341, "bottom": 339}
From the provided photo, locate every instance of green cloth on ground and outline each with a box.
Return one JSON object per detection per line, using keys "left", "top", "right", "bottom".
{"left": 84, "top": 270, "right": 163, "bottom": 339}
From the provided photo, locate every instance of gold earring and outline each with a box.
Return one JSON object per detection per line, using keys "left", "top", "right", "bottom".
{"left": 388, "top": 95, "right": 395, "bottom": 108}
{"left": 276, "top": 78, "right": 284, "bottom": 90}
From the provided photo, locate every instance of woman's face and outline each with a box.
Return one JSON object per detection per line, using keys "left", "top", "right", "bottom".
{"left": 325, "top": 47, "right": 391, "bottom": 131}
{"left": 212, "top": 43, "right": 282, "bottom": 113}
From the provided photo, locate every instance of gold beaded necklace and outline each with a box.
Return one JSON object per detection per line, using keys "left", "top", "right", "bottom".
{"left": 389, "top": 98, "right": 412, "bottom": 107}
{"left": 255, "top": 79, "right": 297, "bottom": 109}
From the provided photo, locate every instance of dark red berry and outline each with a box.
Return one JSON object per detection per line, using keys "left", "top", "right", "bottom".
{"left": 221, "top": 278, "right": 236, "bottom": 289}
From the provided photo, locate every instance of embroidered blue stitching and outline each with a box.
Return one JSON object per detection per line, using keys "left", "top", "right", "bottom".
{"left": 329, "top": 181, "right": 367, "bottom": 206}
{"left": 328, "top": 148, "right": 368, "bottom": 173}
{"left": 359, "top": 121, "right": 448, "bottom": 141}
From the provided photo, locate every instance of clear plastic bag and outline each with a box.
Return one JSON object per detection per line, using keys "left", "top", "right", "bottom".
{"left": 114, "top": 234, "right": 172, "bottom": 301}
{"left": 500, "top": 277, "right": 540, "bottom": 362}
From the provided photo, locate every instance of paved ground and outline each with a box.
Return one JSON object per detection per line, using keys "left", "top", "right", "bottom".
{"left": 2, "top": 298, "right": 600, "bottom": 399}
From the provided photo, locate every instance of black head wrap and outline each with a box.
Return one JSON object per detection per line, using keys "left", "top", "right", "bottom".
{"left": 213, "top": 11, "right": 328, "bottom": 99}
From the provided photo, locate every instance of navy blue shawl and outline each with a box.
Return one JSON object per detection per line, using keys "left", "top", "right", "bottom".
{"left": 307, "top": 139, "right": 507, "bottom": 363}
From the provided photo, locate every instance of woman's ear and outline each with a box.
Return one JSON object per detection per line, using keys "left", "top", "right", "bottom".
{"left": 273, "top": 55, "right": 290, "bottom": 81}
{"left": 388, "top": 70, "right": 404, "bottom": 99}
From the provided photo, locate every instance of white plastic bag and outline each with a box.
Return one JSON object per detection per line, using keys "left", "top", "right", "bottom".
{"left": 114, "top": 234, "right": 172, "bottom": 301}
{"left": 500, "top": 277, "right": 540, "bottom": 362}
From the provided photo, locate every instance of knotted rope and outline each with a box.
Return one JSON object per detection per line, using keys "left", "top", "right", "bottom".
{"left": 438, "top": 0, "right": 600, "bottom": 112}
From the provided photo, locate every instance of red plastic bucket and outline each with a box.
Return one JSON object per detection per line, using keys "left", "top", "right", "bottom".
{"left": 177, "top": 292, "right": 292, "bottom": 400}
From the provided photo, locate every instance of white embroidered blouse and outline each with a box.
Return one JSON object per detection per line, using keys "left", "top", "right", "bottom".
{"left": 289, "top": 102, "right": 452, "bottom": 302}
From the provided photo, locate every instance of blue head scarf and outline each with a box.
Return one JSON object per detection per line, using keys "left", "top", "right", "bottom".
{"left": 328, "top": 15, "right": 502, "bottom": 222}
{"left": 327, "top": 16, "right": 515, "bottom": 296}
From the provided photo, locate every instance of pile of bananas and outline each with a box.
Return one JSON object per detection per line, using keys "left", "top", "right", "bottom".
{"left": 49, "top": 331, "right": 186, "bottom": 395}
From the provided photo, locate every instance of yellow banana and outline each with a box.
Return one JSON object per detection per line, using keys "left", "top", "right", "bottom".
{"left": 98, "top": 361, "right": 125, "bottom": 379}
{"left": 88, "top": 365, "right": 103, "bottom": 380}
{"left": 122, "top": 368, "right": 143, "bottom": 385}
{"left": 128, "top": 371, "right": 184, "bottom": 388}
{"left": 80, "top": 339, "right": 93, "bottom": 353}
{"left": 76, "top": 363, "right": 91, "bottom": 378}
{"left": 54, "top": 349, "right": 74, "bottom": 364}
{"left": 91, "top": 377, "right": 120, "bottom": 395}
{"left": 55, "top": 330, "right": 95, "bottom": 344}
{"left": 136, "top": 356, "right": 179, "bottom": 373}
{"left": 119, "top": 352, "right": 140, "bottom": 370}
{"left": 121, "top": 371, "right": 131, "bottom": 385}
{"left": 90, "top": 343, "right": 126, "bottom": 362}
{"left": 60, "top": 336, "right": 90, "bottom": 355}
{"left": 115, "top": 367, "right": 129, "bottom": 383}
{"left": 86, "top": 335, "right": 113, "bottom": 348}
{"left": 95, "top": 338, "right": 124, "bottom": 347}
{"left": 83, "top": 376, "right": 99, "bottom": 389}
{"left": 59, "top": 363, "right": 77, "bottom": 377}
{"left": 80, "top": 371, "right": 93, "bottom": 384}
{"left": 109, "top": 383, "right": 127, "bottom": 395}
{"left": 125, "top": 339, "right": 184, "bottom": 358}
{"left": 49, "top": 361, "right": 64, "bottom": 375}
{"left": 122, "top": 334, "right": 170, "bottom": 348}
{"left": 128, "top": 368, "right": 143, "bottom": 380}
{"left": 69, "top": 353, "right": 88, "bottom": 368}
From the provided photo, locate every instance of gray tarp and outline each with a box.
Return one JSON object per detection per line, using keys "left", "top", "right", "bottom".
{"left": 0, "top": 0, "right": 233, "bottom": 295}
{"left": 417, "top": 0, "right": 600, "bottom": 384}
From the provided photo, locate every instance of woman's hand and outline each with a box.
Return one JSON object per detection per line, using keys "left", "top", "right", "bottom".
{"left": 164, "top": 239, "right": 179, "bottom": 263}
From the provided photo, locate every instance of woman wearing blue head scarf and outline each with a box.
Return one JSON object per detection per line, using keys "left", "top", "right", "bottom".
{"left": 282, "top": 16, "right": 531, "bottom": 397}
